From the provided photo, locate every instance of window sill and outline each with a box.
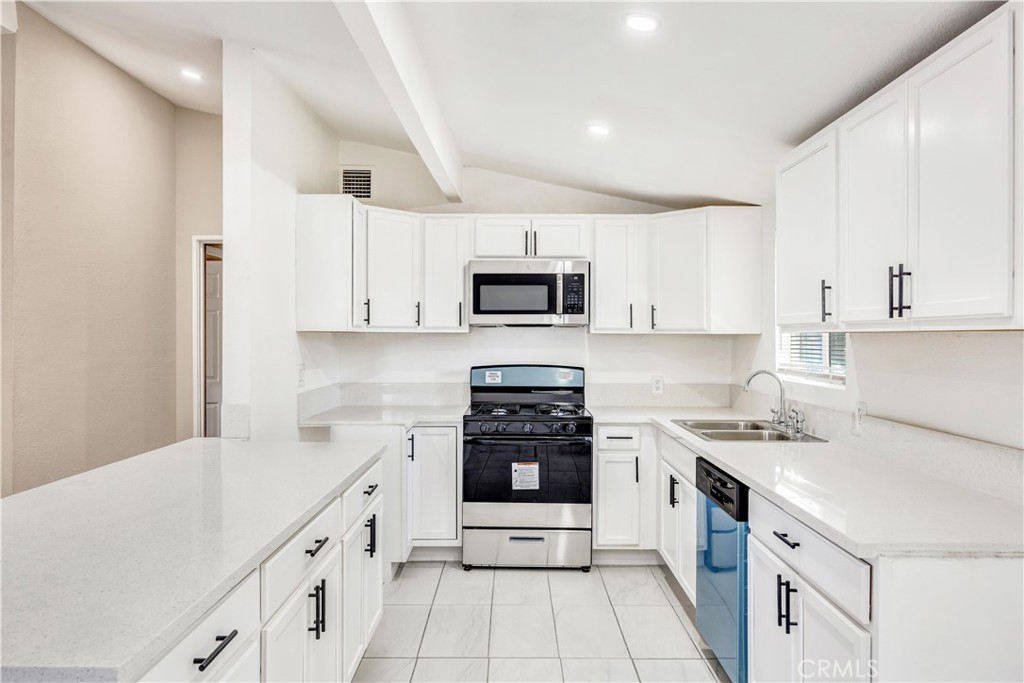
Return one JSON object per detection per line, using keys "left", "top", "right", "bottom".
{"left": 777, "top": 371, "right": 847, "bottom": 390}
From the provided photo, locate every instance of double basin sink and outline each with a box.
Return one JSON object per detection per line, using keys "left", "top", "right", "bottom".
{"left": 671, "top": 420, "right": 827, "bottom": 443}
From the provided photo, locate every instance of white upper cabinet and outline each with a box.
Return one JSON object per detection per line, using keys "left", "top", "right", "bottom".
{"left": 531, "top": 217, "right": 590, "bottom": 257}
{"left": 591, "top": 217, "right": 642, "bottom": 333}
{"left": 908, "top": 10, "right": 1014, "bottom": 321}
{"left": 776, "top": 129, "right": 839, "bottom": 327}
{"left": 422, "top": 216, "right": 469, "bottom": 332}
{"left": 361, "top": 208, "right": 422, "bottom": 329}
{"left": 706, "top": 207, "right": 763, "bottom": 333}
{"left": 839, "top": 84, "right": 909, "bottom": 324}
{"left": 472, "top": 216, "right": 531, "bottom": 257}
{"left": 296, "top": 195, "right": 353, "bottom": 332}
{"left": 650, "top": 211, "right": 708, "bottom": 332}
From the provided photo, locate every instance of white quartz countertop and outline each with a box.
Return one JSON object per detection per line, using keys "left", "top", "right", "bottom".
{"left": 301, "top": 404, "right": 467, "bottom": 428}
{"left": 1, "top": 437, "right": 386, "bottom": 682}
{"left": 591, "top": 405, "right": 1024, "bottom": 559}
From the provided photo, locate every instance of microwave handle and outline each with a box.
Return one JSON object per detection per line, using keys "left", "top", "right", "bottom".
{"left": 556, "top": 274, "right": 563, "bottom": 315}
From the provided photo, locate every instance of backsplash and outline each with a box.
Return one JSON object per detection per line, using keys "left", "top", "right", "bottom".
{"left": 730, "top": 386, "right": 1024, "bottom": 504}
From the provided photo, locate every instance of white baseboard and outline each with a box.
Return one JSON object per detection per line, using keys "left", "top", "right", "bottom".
{"left": 401, "top": 547, "right": 662, "bottom": 566}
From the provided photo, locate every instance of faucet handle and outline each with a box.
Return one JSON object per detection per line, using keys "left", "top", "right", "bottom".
{"left": 788, "top": 407, "right": 806, "bottom": 434}
{"left": 770, "top": 407, "right": 783, "bottom": 425}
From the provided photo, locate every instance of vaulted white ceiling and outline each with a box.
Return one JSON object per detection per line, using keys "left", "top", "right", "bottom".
{"left": 27, "top": 1, "right": 1002, "bottom": 208}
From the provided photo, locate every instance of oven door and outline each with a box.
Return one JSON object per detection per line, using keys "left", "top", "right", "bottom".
{"left": 463, "top": 436, "right": 592, "bottom": 505}
{"left": 469, "top": 261, "right": 562, "bottom": 326}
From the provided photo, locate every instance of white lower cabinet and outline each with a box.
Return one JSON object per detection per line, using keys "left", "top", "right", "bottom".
{"left": 407, "top": 426, "right": 459, "bottom": 542}
{"left": 596, "top": 452, "right": 641, "bottom": 546}
{"left": 656, "top": 436, "right": 699, "bottom": 603}
{"left": 676, "top": 474, "right": 698, "bottom": 601}
{"left": 749, "top": 536, "right": 871, "bottom": 682}
{"left": 341, "top": 495, "right": 384, "bottom": 682}
{"left": 658, "top": 460, "right": 682, "bottom": 579}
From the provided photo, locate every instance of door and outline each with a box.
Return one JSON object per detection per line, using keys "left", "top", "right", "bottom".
{"left": 908, "top": 11, "right": 1014, "bottom": 320}
{"left": 840, "top": 85, "right": 909, "bottom": 324}
{"left": 596, "top": 452, "right": 641, "bottom": 546}
{"left": 677, "top": 475, "right": 698, "bottom": 602}
{"left": 262, "top": 584, "right": 309, "bottom": 682}
{"left": 340, "top": 521, "right": 365, "bottom": 682}
{"left": 220, "top": 638, "right": 260, "bottom": 683}
{"left": 532, "top": 217, "right": 589, "bottom": 257}
{"left": 306, "top": 546, "right": 341, "bottom": 683}
{"left": 658, "top": 461, "right": 681, "bottom": 576}
{"left": 592, "top": 218, "right": 636, "bottom": 332}
{"left": 408, "top": 427, "right": 458, "bottom": 541}
{"left": 800, "top": 578, "right": 871, "bottom": 682}
{"left": 365, "top": 208, "right": 421, "bottom": 328}
{"left": 362, "top": 497, "right": 385, "bottom": 640}
{"left": 204, "top": 251, "right": 222, "bottom": 437}
{"left": 748, "top": 536, "right": 801, "bottom": 683}
{"left": 422, "top": 217, "right": 468, "bottom": 331}
{"left": 650, "top": 211, "right": 707, "bottom": 332}
{"left": 776, "top": 129, "right": 839, "bottom": 326}
{"left": 473, "top": 217, "right": 531, "bottom": 257}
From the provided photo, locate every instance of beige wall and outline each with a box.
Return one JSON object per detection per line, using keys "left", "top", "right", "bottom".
{"left": 9, "top": 6, "right": 177, "bottom": 493}
{"left": 1, "top": 30, "right": 14, "bottom": 496}
{"left": 174, "top": 108, "right": 222, "bottom": 440}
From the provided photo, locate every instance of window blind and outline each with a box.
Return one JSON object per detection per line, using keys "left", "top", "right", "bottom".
{"left": 777, "top": 332, "right": 847, "bottom": 384}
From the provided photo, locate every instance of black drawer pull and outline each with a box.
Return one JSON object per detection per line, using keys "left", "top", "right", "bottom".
{"left": 363, "top": 483, "right": 379, "bottom": 497}
{"left": 305, "top": 536, "right": 329, "bottom": 558}
{"left": 365, "top": 513, "right": 377, "bottom": 557}
{"left": 606, "top": 435, "right": 634, "bottom": 440}
{"left": 669, "top": 475, "right": 678, "bottom": 508}
{"left": 193, "top": 629, "right": 238, "bottom": 671}
{"left": 773, "top": 531, "right": 800, "bottom": 549}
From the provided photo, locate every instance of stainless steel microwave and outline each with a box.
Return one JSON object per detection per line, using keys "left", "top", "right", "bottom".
{"left": 468, "top": 260, "right": 589, "bottom": 327}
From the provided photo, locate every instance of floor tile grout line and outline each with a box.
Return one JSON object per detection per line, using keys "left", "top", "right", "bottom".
{"left": 410, "top": 560, "right": 446, "bottom": 677}
{"left": 545, "top": 571, "right": 565, "bottom": 682}
{"left": 596, "top": 565, "right": 642, "bottom": 682}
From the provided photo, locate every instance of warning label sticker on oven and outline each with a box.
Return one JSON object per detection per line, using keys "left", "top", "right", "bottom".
{"left": 485, "top": 371, "right": 502, "bottom": 384}
{"left": 557, "top": 369, "right": 574, "bottom": 382}
{"left": 512, "top": 462, "right": 540, "bottom": 490}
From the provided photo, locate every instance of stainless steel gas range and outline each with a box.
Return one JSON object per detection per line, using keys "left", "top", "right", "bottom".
{"left": 461, "top": 365, "right": 593, "bottom": 571}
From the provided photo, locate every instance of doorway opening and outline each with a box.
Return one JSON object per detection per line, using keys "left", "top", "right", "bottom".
{"left": 193, "top": 237, "right": 223, "bottom": 437}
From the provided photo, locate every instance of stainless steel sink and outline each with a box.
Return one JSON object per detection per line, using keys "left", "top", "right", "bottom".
{"left": 671, "top": 419, "right": 827, "bottom": 443}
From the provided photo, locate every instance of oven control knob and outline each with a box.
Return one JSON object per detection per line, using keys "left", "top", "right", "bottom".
{"left": 497, "top": 422, "right": 508, "bottom": 432}
{"left": 480, "top": 423, "right": 492, "bottom": 433}
{"left": 566, "top": 422, "right": 577, "bottom": 434}
{"left": 549, "top": 423, "right": 561, "bottom": 433}
{"left": 523, "top": 422, "right": 534, "bottom": 433}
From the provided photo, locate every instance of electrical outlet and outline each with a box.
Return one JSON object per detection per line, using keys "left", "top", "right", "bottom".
{"left": 651, "top": 375, "right": 664, "bottom": 396}
{"left": 852, "top": 401, "right": 867, "bottom": 435}
{"left": 297, "top": 363, "right": 306, "bottom": 389}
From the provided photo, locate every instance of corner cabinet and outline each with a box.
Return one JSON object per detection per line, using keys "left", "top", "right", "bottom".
{"left": 776, "top": 129, "right": 839, "bottom": 327}
{"left": 295, "top": 195, "right": 354, "bottom": 332}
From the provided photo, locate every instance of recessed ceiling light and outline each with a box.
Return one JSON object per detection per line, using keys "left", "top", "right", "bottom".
{"left": 180, "top": 68, "right": 204, "bottom": 82}
{"left": 587, "top": 124, "right": 610, "bottom": 136}
{"left": 624, "top": 13, "right": 658, "bottom": 32}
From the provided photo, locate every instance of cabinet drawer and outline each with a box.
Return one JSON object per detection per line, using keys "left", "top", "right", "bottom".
{"left": 597, "top": 426, "right": 641, "bottom": 450}
{"left": 749, "top": 492, "right": 871, "bottom": 624}
{"left": 141, "top": 571, "right": 259, "bottom": 682}
{"left": 343, "top": 459, "right": 384, "bottom": 529}
{"left": 262, "top": 498, "right": 341, "bottom": 620}
{"left": 656, "top": 430, "right": 697, "bottom": 484}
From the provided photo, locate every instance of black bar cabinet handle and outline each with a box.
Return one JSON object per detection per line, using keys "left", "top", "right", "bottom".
{"left": 308, "top": 584, "right": 321, "bottom": 639}
{"left": 533, "top": 230, "right": 538, "bottom": 255}
{"left": 898, "top": 263, "right": 912, "bottom": 316}
{"left": 524, "top": 231, "right": 529, "bottom": 256}
{"left": 820, "top": 279, "right": 832, "bottom": 322}
{"left": 669, "top": 475, "right": 678, "bottom": 507}
{"left": 305, "top": 536, "right": 329, "bottom": 557}
{"left": 776, "top": 574, "right": 784, "bottom": 627}
{"left": 607, "top": 435, "right": 634, "bottom": 440}
{"left": 319, "top": 578, "right": 327, "bottom": 633}
{"left": 629, "top": 303, "right": 633, "bottom": 329}
{"left": 888, "top": 266, "right": 897, "bottom": 318}
{"left": 363, "top": 483, "right": 379, "bottom": 497}
{"left": 634, "top": 456, "right": 639, "bottom": 483}
{"left": 651, "top": 305, "right": 656, "bottom": 329}
{"left": 193, "top": 630, "right": 238, "bottom": 671}
{"left": 408, "top": 435, "right": 415, "bottom": 461}
{"left": 365, "top": 514, "right": 377, "bottom": 557}
{"left": 364, "top": 299, "right": 371, "bottom": 325}
{"left": 773, "top": 530, "right": 800, "bottom": 550}
{"left": 459, "top": 302, "right": 463, "bottom": 327}
{"left": 415, "top": 301, "right": 421, "bottom": 326}
{"left": 784, "top": 581, "right": 799, "bottom": 634}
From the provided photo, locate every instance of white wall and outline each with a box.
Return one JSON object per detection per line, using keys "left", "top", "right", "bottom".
{"left": 339, "top": 139, "right": 670, "bottom": 214}
{"left": 174, "top": 108, "right": 222, "bottom": 440}
{"left": 222, "top": 44, "right": 339, "bottom": 441}
{"left": 8, "top": 6, "right": 177, "bottom": 493}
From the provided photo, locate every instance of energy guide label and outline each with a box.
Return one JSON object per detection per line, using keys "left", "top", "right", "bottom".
{"left": 511, "top": 462, "right": 540, "bottom": 490}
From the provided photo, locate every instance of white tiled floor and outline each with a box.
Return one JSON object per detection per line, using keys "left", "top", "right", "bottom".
{"left": 356, "top": 562, "right": 726, "bottom": 683}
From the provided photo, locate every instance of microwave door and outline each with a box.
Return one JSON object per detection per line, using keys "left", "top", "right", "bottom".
{"left": 471, "top": 272, "right": 561, "bottom": 326}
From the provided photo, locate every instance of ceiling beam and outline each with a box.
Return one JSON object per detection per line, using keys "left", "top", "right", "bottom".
{"left": 1, "top": 1, "right": 17, "bottom": 34}
{"left": 334, "top": 1, "right": 462, "bottom": 202}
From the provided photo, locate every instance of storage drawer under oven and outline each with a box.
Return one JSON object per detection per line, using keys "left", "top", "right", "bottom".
{"left": 463, "top": 528, "right": 592, "bottom": 568}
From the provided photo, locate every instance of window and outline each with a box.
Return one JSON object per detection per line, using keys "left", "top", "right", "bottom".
{"left": 777, "top": 332, "right": 847, "bottom": 385}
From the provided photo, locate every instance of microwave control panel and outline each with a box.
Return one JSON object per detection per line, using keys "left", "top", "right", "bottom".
{"left": 563, "top": 274, "right": 586, "bottom": 314}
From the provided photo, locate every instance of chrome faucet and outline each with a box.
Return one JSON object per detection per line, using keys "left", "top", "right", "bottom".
{"left": 743, "top": 370, "right": 789, "bottom": 429}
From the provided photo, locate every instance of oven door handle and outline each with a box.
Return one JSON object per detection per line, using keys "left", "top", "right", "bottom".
{"left": 463, "top": 437, "right": 593, "bottom": 446}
